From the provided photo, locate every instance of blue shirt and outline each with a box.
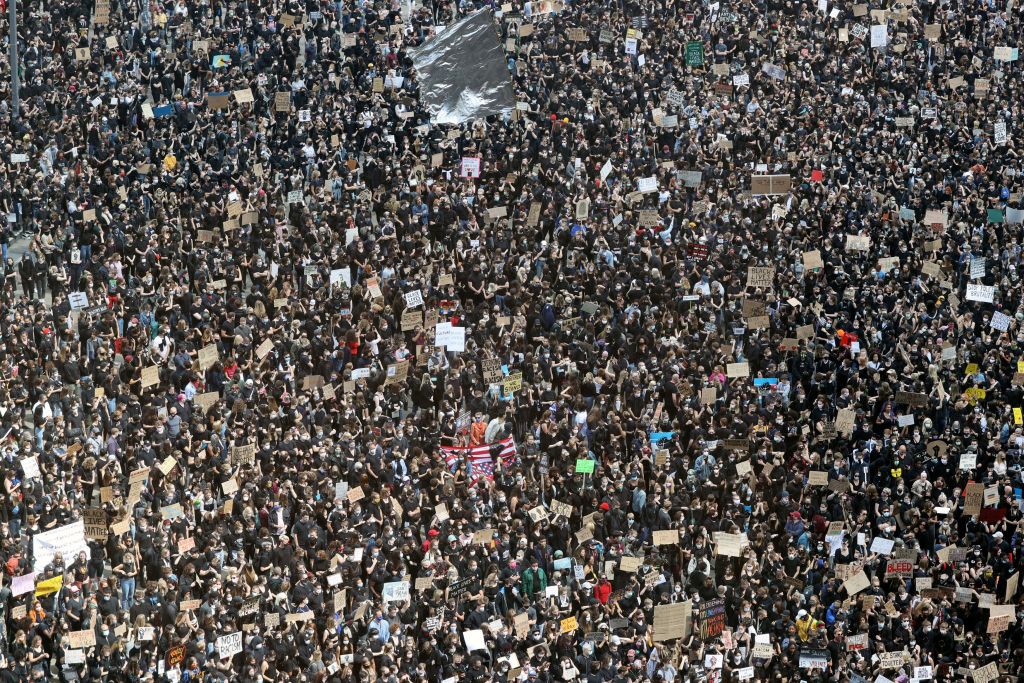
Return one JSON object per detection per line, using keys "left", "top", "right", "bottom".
{"left": 372, "top": 616, "right": 391, "bottom": 643}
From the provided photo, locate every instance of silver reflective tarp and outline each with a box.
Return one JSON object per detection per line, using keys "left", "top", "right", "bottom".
{"left": 409, "top": 10, "right": 515, "bottom": 125}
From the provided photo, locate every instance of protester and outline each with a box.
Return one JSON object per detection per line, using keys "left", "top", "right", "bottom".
{"left": 0, "top": 0, "right": 1021, "bottom": 681}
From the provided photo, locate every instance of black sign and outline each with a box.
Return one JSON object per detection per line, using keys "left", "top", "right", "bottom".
{"left": 698, "top": 598, "right": 725, "bottom": 640}
{"left": 448, "top": 577, "right": 474, "bottom": 599}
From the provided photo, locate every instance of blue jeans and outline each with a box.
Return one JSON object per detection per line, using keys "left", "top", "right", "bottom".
{"left": 120, "top": 577, "right": 136, "bottom": 611}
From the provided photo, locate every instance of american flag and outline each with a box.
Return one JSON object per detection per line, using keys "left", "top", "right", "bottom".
{"left": 440, "top": 437, "right": 518, "bottom": 482}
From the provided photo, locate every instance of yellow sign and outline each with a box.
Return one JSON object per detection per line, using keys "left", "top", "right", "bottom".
{"left": 503, "top": 373, "right": 523, "bottom": 394}
{"left": 1015, "top": 408, "right": 1022, "bottom": 425}
{"left": 965, "top": 363, "right": 979, "bottom": 376}
{"left": 560, "top": 616, "right": 578, "bottom": 634}
{"left": 35, "top": 575, "right": 63, "bottom": 596}
{"left": 964, "top": 387, "right": 986, "bottom": 404}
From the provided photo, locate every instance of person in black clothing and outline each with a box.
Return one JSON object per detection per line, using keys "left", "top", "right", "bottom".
{"left": 18, "top": 254, "right": 34, "bottom": 298}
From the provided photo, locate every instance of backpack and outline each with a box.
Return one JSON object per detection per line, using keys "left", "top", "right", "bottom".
{"left": 540, "top": 303, "right": 555, "bottom": 330}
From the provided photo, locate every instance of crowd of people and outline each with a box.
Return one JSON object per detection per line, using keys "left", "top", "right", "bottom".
{"left": 0, "top": 0, "right": 1021, "bottom": 680}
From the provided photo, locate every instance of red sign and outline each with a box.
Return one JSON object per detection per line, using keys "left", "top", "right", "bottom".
{"left": 885, "top": 561, "right": 913, "bottom": 578}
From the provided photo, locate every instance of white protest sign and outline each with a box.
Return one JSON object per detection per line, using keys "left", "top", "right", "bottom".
{"left": 870, "top": 24, "right": 888, "bottom": 48}
{"left": 637, "top": 177, "right": 658, "bottom": 193}
{"left": 870, "top": 537, "right": 895, "bottom": 555}
{"left": 382, "top": 581, "right": 411, "bottom": 602}
{"left": 21, "top": 456, "right": 40, "bottom": 479}
{"left": 216, "top": 632, "right": 243, "bottom": 659}
{"left": 33, "top": 520, "right": 90, "bottom": 572}
{"left": 330, "top": 268, "right": 352, "bottom": 288}
{"left": 435, "top": 323, "right": 466, "bottom": 352}
{"left": 463, "top": 629, "right": 487, "bottom": 652}
{"left": 460, "top": 157, "right": 481, "bottom": 178}
{"left": 995, "top": 121, "right": 1007, "bottom": 145}
{"left": 405, "top": 290, "right": 424, "bottom": 308}
{"left": 966, "top": 284, "right": 995, "bottom": 303}
{"left": 12, "top": 572, "right": 36, "bottom": 596}
{"left": 68, "top": 291, "right": 89, "bottom": 309}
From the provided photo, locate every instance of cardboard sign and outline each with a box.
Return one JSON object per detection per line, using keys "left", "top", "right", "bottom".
{"left": 750, "top": 174, "right": 792, "bottom": 195}
{"left": 83, "top": 509, "right": 108, "bottom": 541}
{"left": 746, "top": 266, "right": 775, "bottom": 288}
{"left": 894, "top": 391, "right": 928, "bottom": 406}
{"left": 401, "top": 309, "right": 423, "bottom": 331}
{"left": 482, "top": 358, "right": 504, "bottom": 384}
{"left": 803, "top": 250, "right": 824, "bottom": 270}
{"left": 726, "top": 362, "right": 750, "bottom": 378}
{"left": 715, "top": 533, "right": 744, "bottom": 557}
{"left": 652, "top": 529, "right": 678, "bottom": 546}
{"left": 231, "top": 443, "right": 257, "bottom": 466}
{"left": 207, "top": 92, "right": 231, "bottom": 110}
{"left": 653, "top": 601, "right": 692, "bottom": 642}
{"left": 198, "top": 343, "right": 219, "bottom": 370}
{"left": 550, "top": 499, "right": 573, "bottom": 519}
{"left": 885, "top": 560, "right": 914, "bottom": 579}
{"left": 808, "top": 471, "right": 829, "bottom": 486}
{"left": 964, "top": 482, "right": 985, "bottom": 516}
{"left": 843, "top": 570, "right": 870, "bottom": 595}
{"left": 256, "top": 338, "right": 274, "bottom": 359}
{"left": 68, "top": 629, "right": 97, "bottom": 648}
{"left": 618, "top": 556, "right": 643, "bottom": 573}
{"left": 193, "top": 391, "right": 220, "bottom": 411}
{"left": 141, "top": 365, "right": 160, "bottom": 388}
{"left": 972, "top": 662, "right": 999, "bottom": 683}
